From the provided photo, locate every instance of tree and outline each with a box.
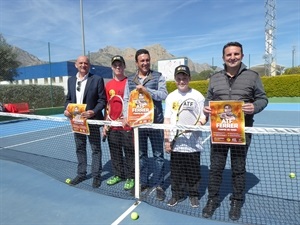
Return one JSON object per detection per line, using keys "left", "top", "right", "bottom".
{"left": 283, "top": 66, "right": 300, "bottom": 75}
{"left": 0, "top": 34, "right": 21, "bottom": 82}
{"left": 192, "top": 69, "right": 214, "bottom": 81}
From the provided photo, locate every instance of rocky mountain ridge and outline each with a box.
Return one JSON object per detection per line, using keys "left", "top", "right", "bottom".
{"left": 89, "top": 44, "right": 214, "bottom": 74}
{"left": 13, "top": 46, "right": 45, "bottom": 66}
{"left": 14, "top": 43, "right": 213, "bottom": 74}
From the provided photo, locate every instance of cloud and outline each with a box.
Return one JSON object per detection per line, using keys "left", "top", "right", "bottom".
{"left": 1, "top": 0, "right": 299, "bottom": 67}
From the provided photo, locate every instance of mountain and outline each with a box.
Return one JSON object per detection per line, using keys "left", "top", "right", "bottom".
{"left": 89, "top": 44, "right": 213, "bottom": 74}
{"left": 0, "top": 33, "right": 44, "bottom": 67}
{"left": 13, "top": 46, "right": 45, "bottom": 66}
{"left": 13, "top": 42, "right": 214, "bottom": 74}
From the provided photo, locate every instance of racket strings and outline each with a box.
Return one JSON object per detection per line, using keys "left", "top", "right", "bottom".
{"left": 177, "top": 109, "right": 199, "bottom": 125}
{"left": 173, "top": 99, "right": 201, "bottom": 142}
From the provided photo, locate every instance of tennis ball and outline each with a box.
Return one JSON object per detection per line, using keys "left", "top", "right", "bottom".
{"left": 131, "top": 212, "right": 139, "bottom": 220}
{"left": 289, "top": 173, "right": 296, "bottom": 179}
{"left": 65, "top": 178, "right": 71, "bottom": 184}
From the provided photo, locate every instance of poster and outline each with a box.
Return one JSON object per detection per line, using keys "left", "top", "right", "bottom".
{"left": 67, "top": 103, "right": 90, "bottom": 135}
{"left": 209, "top": 101, "right": 245, "bottom": 145}
{"left": 127, "top": 89, "right": 154, "bottom": 127}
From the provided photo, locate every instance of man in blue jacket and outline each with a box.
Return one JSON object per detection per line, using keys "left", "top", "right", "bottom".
{"left": 123, "top": 49, "right": 168, "bottom": 201}
{"left": 64, "top": 55, "right": 106, "bottom": 188}
{"left": 202, "top": 42, "right": 268, "bottom": 220}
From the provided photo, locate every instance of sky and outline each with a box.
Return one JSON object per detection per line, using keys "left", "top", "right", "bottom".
{"left": 0, "top": 0, "right": 299, "bottom": 68}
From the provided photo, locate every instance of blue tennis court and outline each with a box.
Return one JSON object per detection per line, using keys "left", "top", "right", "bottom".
{"left": 0, "top": 103, "right": 299, "bottom": 225}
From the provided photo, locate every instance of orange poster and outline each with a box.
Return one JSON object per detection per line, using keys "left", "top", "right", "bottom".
{"left": 209, "top": 101, "right": 245, "bottom": 145}
{"left": 127, "top": 89, "right": 154, "bottom": 127}
{"left": 67, "top": 103, "right": 90, "bottom": 135}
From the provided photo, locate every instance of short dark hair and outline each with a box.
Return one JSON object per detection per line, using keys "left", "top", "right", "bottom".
{"left": 222, "top": 42, "right": 243, "bottom": 56}
{"left": 224, "top": 104, "right": 232, "bottom": 109}
{"left": 135, "top": 49, "right": 150, "bottom": 62}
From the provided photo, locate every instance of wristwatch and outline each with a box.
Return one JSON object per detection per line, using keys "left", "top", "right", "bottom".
{"left": 164, "top": 138, "right": 171, "bottom": 142}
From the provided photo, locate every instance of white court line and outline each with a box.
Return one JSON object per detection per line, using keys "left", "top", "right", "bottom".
{"left": 111, "top": 200, "right": 141, "bottom": 225}
{"left": 202, "top": 135, "right": 211, "bottom": 144}
{"left": 1, "top": 132, "right": 72, "bottom": 149}
{"left": 0, "top": 124, "right": 70, "bottom": 139}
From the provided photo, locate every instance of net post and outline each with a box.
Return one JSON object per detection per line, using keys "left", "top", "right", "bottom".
{"left": 133, "top": 127, "right": 140, "bottom": 200}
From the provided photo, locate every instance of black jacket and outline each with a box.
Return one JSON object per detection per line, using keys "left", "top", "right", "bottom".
{"left": 65, "top": 73, "right": 106, "bottom": 120}
{"left": 205, "top": 63, "right": 268, "bottom": 126}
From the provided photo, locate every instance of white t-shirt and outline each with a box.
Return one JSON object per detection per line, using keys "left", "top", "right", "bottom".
{"left": 164, "top": 88, "right": 205, "bottom": 153}
{"left": 76, "top": 73, "right": 88, "bottom": 104}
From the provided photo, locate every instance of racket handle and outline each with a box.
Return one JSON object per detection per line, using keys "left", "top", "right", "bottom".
{"left": 102, "top": 126, "right": 110, "bottom": 142}
{"left": 170, "top": 139, "right": 175, "bottom": 150}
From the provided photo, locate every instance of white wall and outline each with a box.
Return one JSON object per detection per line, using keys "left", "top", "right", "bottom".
{"left": 158, "top": 57, "right": 188, "bottom": 81}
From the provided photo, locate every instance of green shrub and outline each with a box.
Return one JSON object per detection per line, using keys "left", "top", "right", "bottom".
{"left": 262, "top": 75, "right": 300, "bottom": 97}
{"left": 167, "top": 75, "right": 300, "bottom": 98}
{"left": 0, "top": 84, "right": 65, "bottom": 108}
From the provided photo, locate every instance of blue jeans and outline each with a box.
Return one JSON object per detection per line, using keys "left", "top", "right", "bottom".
{"left": 139, "top": 128, "right": 165, "bottom": 187}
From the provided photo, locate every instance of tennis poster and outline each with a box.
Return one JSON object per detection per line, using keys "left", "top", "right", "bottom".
{"left": 127, "top": 89, "right": 154, "bottom": 127}
{"left": 209, "top": 101, "right": 245, "bottom": 145}
{"left": 67, "top": 103, "right": 90, "bottom": 135}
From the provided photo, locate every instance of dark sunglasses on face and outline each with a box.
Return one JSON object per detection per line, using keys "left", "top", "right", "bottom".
{"left": 77, "top": 81, "right": 82, "bottom": 92}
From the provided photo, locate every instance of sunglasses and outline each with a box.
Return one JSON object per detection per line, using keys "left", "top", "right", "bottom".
{"left": 77, "top": 81, "right": 82, "bottom": 92}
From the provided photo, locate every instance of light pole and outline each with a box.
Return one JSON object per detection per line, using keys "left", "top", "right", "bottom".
{"left": 292, "top": 46, "right": 296, "bottom": 68}
{"left": 80, "top": 0, "right": 86, "bottom": 56}
{"left": 48, "top": 42, "right": 53, "bottom": 107}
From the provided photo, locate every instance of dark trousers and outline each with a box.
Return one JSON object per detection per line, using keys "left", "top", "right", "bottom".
{"left": 108, "top": 129, "right": 135, "bottom": 179}
{"left": 139, "top": 128, "right": 165, "bottom": 187}
{"left": 74, "top": 124, "right": 102, "bottom": 179}
{"left": 171, "top": 151, "right": 201, "bottom": 199}
{"left": 207, "top": 133, "right": 252, "bottom": 202}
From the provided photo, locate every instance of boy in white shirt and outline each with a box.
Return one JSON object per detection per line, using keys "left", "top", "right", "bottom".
{"left": 164, "top": 65, "right": 207, "bottom": 208}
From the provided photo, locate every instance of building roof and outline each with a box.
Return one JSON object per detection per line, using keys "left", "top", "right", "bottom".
{"left": 15, "top": 61, "right": 113, "bottom": 80}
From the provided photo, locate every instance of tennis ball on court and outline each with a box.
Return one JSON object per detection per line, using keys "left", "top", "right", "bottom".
{"left": 65, "top": 178, "right": 71, "bottom": 184}
{"left": 289, "top": 173, "right": 296, "bottom": 179}
{"left": 131, "top": 212, "right": 139, "bottom": 220}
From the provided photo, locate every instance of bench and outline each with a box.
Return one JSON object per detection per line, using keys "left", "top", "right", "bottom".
{"left": 4, "top": 102, "right": 33, "bottom": 114}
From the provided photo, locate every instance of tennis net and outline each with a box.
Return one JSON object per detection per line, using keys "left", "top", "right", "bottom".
{"left": 0, "top": 112, "right": 299, "bottom": 225}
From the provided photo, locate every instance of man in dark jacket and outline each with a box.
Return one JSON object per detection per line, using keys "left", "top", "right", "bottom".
{"left": 202, "top": 42, "right": 268, "bottom": 220}
{"left": 64, "top": 55, "right": 106, "bottom": 188}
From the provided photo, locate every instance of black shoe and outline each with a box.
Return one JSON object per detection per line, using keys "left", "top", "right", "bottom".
{"left": 92, "top": 178, "right": 101, "bottom": 188}
{"left": 141, "top": 184, "right": 149, "bottom": 192}
{"left": 202, "top": 199, "right": 220, "bottom": 218}
{"left": 229, "top": 200, "right": 242, "bottom": 221}
{"left": 189, "top": 196, "right": 199, "bottom": 208}
{"left": 69, "top": 176, "right": 86, "bottom": 186}
{"left": 156, "top": 186, "right": 166, "bottom": 201}
{"left": 167, "top": 197, "right": 185, "bottom": 207}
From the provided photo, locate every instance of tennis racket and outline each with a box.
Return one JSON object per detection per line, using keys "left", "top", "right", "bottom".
{"left": 102, "top": 95, "right": 124, "bottom": 142}
{"left": 170, "top": 98, "right": 201, "bottom": 149}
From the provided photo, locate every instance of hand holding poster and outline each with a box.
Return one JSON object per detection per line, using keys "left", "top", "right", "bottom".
{"left": 67, "top": 103, "right": 90, "bottom": 135}
{"left": 209, "top": 101, "right": 245, "bottom": 145}
{"left": 127, "top": 89, "right": 154, "bottom": 127}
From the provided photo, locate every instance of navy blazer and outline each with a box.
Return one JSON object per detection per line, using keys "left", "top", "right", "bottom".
{"left": 65, "top": 73, "right": 107, "bottom": 120}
